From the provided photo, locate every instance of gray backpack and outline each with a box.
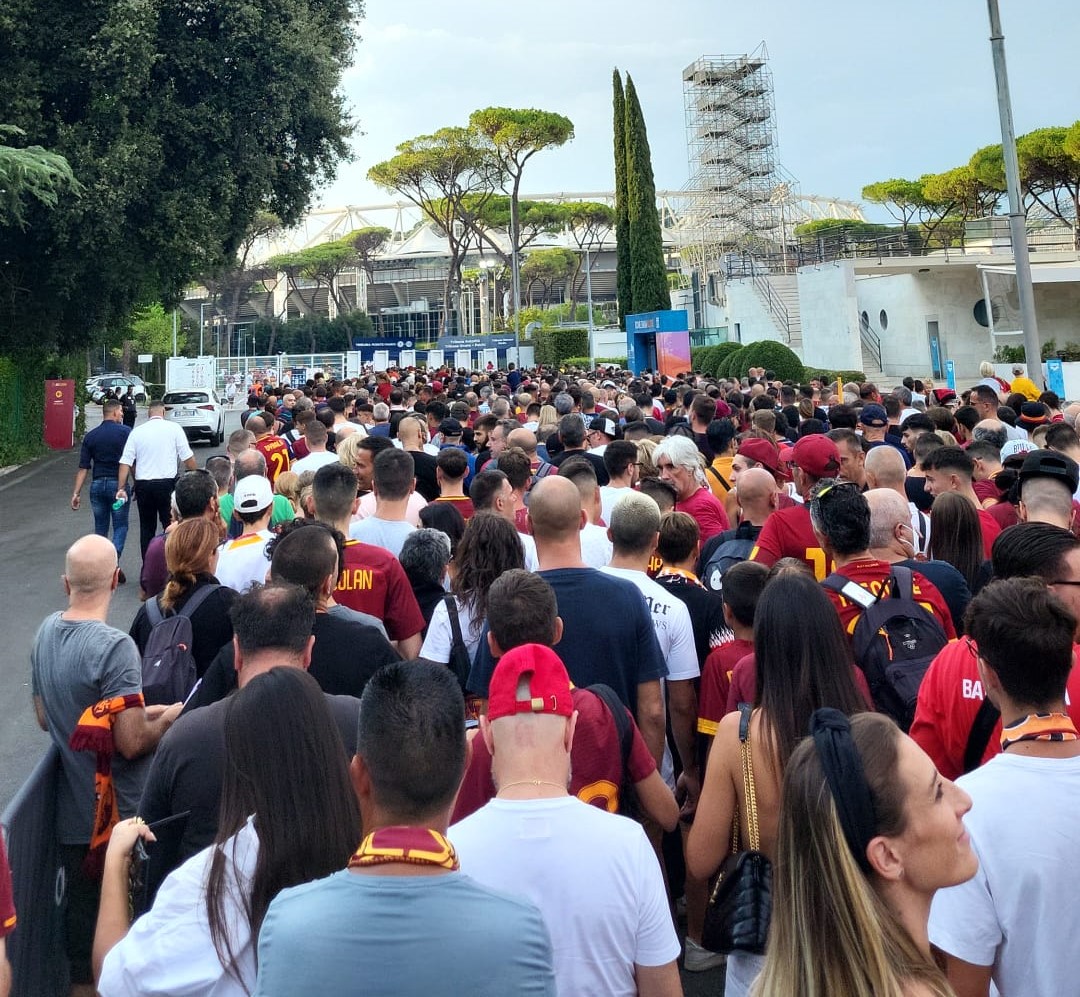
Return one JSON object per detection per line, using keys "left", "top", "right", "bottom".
{"left": 141, "top": 585, "right": 219, "bottom": 705}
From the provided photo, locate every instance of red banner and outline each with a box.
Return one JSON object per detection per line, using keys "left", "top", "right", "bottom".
{"left": 43, "top": 379, "right": 75, "bottom": 450}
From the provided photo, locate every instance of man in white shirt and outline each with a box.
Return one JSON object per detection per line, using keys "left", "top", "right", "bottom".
{"left": 116, "top": 399, "right": 197, "bottom": 558}
{"left": 215, "top": 476, "right": 274, "bottom": 592}
{"left": 452, "top": 643, "right": 681, "bottom": 997}
{"left": 469, "top": 469, "right": 540, "bottom": 571}
{"left": 929, "top": 577, "right": 1080, "bottom": 997}
{"left": 349, "top": 449, "right": 417, "bottom": 558}
{"left": 557, "top": 456, "right": 612, "bottom": 568}
{"left": 599, "top": 441, "right": 639, "bottom": 524}
{"left": 587, "top": 415, "right": 618, "bottom": 458}
{"left": 291, "top": 420, "right": 340, "bottom": 475}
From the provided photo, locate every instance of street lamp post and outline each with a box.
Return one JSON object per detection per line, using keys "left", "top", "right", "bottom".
{"left": 986, "top": 0, "right": 1041, "bottom": 375}
{"left": 585, "top": 247, "right": 595, "bottom": 369}
{"left": 199, "top": 302, "right": 207, "bottom": 356}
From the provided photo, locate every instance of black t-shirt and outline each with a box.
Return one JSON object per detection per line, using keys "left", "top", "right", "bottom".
{"left": 654, "top": 573, "right": 732, "bottom": 666}
{"left": 898, "top": 558, "right": 972, "bottom": 634}
{"left": 693, "top": 432, "right": 714, "bottom": 463}
{"left": 408, "top": 449, "right": 440, "bottom": 503}
{"left": 412, "top": 581, "right": 449, "bottom": 634}
{"left": 544, "top": 430, "right": 564, "bottom": 460}
{"left": 182, "top": 613, "right": 399, "bottom": 713}
{"left": 467, "top": 567, "right": 667, "bottom": 712}
{"left": 906, "top": 475, "right": 933, "bottom": 512}
{"left": 129, "top": 577, "right": 237, "bottom": 679}
{"left": 550, "top": 448, "right": 610, "bottom": 486}
{"left": 139, "top": 691, "right": 360, "bottom": 894}
{"left": 697, "top": 522, "right": 763, "bottom": 579}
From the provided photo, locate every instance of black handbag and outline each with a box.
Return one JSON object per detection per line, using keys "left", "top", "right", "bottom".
{"left": 701, "top": 703, "right": 773, "bottom": 954}
{"left": 444, "top": 594, "right": 472, "bottom": 693}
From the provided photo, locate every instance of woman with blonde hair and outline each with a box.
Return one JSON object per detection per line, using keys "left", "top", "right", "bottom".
{"left": 273, "top": 470, "right": 302, "bottom": 516}
{"left": 334, "top": 433, "right": 366, "bottom": 480}
{"left": 752, "top": 711, "right": 976, "bottom": 996}
{"left": 129, "top": 518, "right": 237, "bottom": 683}
{"left": 635, "top": 438, "right": 660, "bottom": 480}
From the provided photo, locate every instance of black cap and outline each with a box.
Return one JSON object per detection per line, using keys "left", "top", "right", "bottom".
{"left": 438, "top": 417, "right": 463, "bottom": 436}
{"left": 1019, "top": 449, "right": 1080, "bottom": 495}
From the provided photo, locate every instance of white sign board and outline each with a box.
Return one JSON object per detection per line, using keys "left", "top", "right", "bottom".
{"left": 399, "top": 350, "right": 416, "bottom": 368}
{"left": 373, "top": 350, "right": 390, "bottom": 372}
{"left": 454, "top": 350, "right": 472, "bottom": 371}
{"left": 166, "top": 357, "right": 215, "bottom": 391}
{"left": 137, "top": 353, "right": 153, "bottom": 364}
{"left": 426, "top": 349, "right": 445, "bottom": 370}
{"left": 481, "top": 348, "right": 498, "bottom": 370}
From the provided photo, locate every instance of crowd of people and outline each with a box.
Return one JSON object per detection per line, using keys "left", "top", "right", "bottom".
{"left": 11, "top": 359, "right": 1080, "bottom": 996}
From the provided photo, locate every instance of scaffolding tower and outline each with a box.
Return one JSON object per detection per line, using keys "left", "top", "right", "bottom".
{"left": 683, "top": 46, "right": 789, "bottom": 256}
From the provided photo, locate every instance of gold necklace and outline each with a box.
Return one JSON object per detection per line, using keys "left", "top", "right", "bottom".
{"left": 496, "top": 779, "right": 568, "bottom": 795}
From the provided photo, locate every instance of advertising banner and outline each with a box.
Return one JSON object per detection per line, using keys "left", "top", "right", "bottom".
{"left": 43, "top": 379, "right": 75, "bottom": 450}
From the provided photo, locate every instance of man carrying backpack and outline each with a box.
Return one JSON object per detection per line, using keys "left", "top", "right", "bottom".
{"left": 810, "top": 479, "right": 955, "bottom": 729}
{"left": 698, "top": 468, "right": 778, "bottom": 594}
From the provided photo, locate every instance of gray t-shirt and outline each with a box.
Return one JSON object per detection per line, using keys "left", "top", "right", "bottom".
{"left": 348, "top": 516, "right": 416, "bottom": 559}
{"left": 326, "top": 603, "right": 388, "bottom": 639}
{"left": 254, "top": 870, "right": 556, "bottom": 996}
{"left": 31, "top": 614, "right": 150, "bottom": 843}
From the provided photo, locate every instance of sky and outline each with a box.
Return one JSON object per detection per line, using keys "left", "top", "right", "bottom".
{"left": 321, "top": 0, "right": 1080, "bottom": 221}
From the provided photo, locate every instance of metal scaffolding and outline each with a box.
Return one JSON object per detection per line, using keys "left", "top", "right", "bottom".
{"left": 683, "top": 45, "right": 787, "bottom": 255}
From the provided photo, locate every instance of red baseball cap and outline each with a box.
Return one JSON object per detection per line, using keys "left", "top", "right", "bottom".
{"left": 487, "top": 644, "right": 574, "bottom": 722}
{"left": 792, "top": 434, "right": 841, "bottom": 479}
{"left": 737, "top": 437, "right": 782, "bottom": 474}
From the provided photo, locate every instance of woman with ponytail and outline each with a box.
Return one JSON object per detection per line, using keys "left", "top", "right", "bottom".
{"left": 753, "top": 712, "right": 977, "bottom": 997}
{"left": 130, "top": 517, "right": 237, "bottom": 679}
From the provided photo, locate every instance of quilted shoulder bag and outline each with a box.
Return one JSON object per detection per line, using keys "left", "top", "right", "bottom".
{"left": 701, "top": 702, "right": 773, "bottom": 954}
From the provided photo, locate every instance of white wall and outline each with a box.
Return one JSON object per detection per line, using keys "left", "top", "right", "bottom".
{"left": 724, "top": 279, "right": 786, "bottom": 346}
{"left": 797, "top": 262, "right": 862, "bottom": 370}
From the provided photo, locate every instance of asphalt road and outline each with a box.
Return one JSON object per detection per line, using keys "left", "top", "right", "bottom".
{"left": 0, "top": 405, "right": 725, "bottom": 994}
{"left": 0, "top": 403, "right": 232, "bottom": 811}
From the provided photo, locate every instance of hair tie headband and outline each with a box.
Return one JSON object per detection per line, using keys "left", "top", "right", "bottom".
{"left": 810, "top": 708, "right": 878, "bottom": 874}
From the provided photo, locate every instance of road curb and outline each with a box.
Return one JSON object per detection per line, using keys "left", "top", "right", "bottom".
{"left": 0, "top": 452, "right": 70, "bottom": 493}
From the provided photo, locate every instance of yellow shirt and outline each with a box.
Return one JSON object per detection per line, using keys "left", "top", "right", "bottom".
{"left": 1010, "top": 375, "right": 1042, "bottom": 402}
{"left": 706, "top": 455, "right": 734, "bottom": 499}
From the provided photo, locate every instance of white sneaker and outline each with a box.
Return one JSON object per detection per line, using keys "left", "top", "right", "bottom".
{"left": 683, "top": 937, "right": 727, "bottom": 973}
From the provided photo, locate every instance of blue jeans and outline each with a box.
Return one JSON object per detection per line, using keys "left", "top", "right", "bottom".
{"left": 89, "top": 477, "right": 130, "bottom": 556}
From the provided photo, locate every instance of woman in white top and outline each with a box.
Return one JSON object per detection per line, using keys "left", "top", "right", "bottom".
{"left": 93, "top": 668, "right": 359, "bottom": 996}
{"left": 420, "top": 512, "right": 526, "bottom": 666}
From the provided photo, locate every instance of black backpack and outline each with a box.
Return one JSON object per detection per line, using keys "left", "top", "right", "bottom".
{"left": 444, "top": 594, "right": 472, "bottom": 694}
{"left": 821, "top": 566, "right": 947, "bottom": 732}
{"left": 141, "top": 585, "right": 219, "bottom": 706}
{"left": 702, "top": 530, "right": 757, "bottom": 595}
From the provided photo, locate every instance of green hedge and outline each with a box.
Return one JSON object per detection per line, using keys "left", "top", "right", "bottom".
{"left": 561, "top": 356, "right": 627, "bottom": 370}
{"left": 803, "top": 367, "right": 868, "bottom": 387}
{"left": 730, "top": 341, "right": 805, "bottom": 382}
{"left": 709, "top": 342, "right": 744, "bottom": 378}
{"left": 534, "top": 327, "right": 589, "bottom": 367}
{"left": 0, "top": 351, "right": 88, "bottom": 467}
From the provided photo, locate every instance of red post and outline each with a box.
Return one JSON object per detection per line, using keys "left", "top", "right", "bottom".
{"left": 43, "top": 379, "right": 75, "bottom": 450}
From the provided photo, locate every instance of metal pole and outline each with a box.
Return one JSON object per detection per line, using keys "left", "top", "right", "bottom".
{"left": 585, "top": 247, "right": 595, "bottom": 369}
{"left": 172, "top": 309, "right": 177, "bottom": 357}
{"left": 987, "top": 0, "right": 1041, "bottom": 378}
{"left": 199, "top": 303, "right": 206, "bottom": 356}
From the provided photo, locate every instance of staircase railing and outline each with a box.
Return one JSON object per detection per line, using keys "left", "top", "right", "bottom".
{"left": 726, "top": 252, "right": 790, "bottom": 344}
{"left": 861, "top": 320, "right": 883, "bottom": 372}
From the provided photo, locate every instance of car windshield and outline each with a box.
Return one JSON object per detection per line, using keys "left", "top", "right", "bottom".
{"left": 165, "top": 392, "right": 209, "bottom": 405}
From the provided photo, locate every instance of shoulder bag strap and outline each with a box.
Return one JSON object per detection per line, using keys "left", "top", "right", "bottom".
{"left": 146, "top": 596, "right": 164, "bottom": 626}
{"left": 706, "top": 465, "right": 730, "bottom": 490}
{"left": 444, "top": 594, "right": 466, "bottom": 652}
{"left": 738, "top": 702, "right": 761, "bottom": 851}
{"left": 177, "top": 583, "right": 220, "bottom": 620}
{"left": 963, "top": 697, "right": 1002, "bottom": 774}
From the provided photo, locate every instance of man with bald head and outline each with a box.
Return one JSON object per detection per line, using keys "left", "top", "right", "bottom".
{"left": 865, "top": 488, "right": 971, "bottom": 629}
{"left": 865, "top": 444, "right": 931, "bottom": 556}
{"left": 32, "top": 535, "right": 182, "bottom": 991}
{"left": 467, "top": 475, "right": 668, "bottom": 766}
{"left": 507, "top": 426, "right": 555, "bottom": 489}
{"left": 698, "top": 466, "right": 778, "bottom": 587}
{"left": 248, "top": 414, "right": 291, "bottom": 487}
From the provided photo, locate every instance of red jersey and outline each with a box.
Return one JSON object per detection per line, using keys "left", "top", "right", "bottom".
{"left": 698, "top": 638, "right": 754, "bottom": 737}
{"left": 255, "top": 435, "right": 291, "bottom": 486}
{"left": 432, "top": 495, "right": 475, "bottom": 521}
{"left": 335, "top": 539, "right": 425, "bottom": 641}
{"left": 675, "top": 486, "right": 730, "bottom": 543}
{"left": 514, "top": 507, "right": 530, "bottom": 534}
{"left": 976, "top": 508, "right": 1002, "bottom": 558}
{"left": 725, "top": 651, "right": 873, "bottom": 715}
{"left": 824, "top": 558, "right": 957, "bottom": 640}
{"left": 0, "top": 833, "right": 14, "bottom": 938}
{"left": 750, "top": 504, "right": 833, "bottom": 580}
{"left": 451, "top": 687, "right": 657, "bottom": 822}
{"left": 911, "top": 640, "right": 1080, "bottom": 780}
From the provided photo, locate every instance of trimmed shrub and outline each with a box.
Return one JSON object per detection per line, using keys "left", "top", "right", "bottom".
{"left": 732, "top": 340, "right": 805, "bottom": 382}
{"left": 534, "top": 327, "right": 589, "bottom": 366}
{"left": 709, "top": 342, "right": 743, "bottom": 378}
{"left": 719, "top": 347, "right": 750, "bottom": 380}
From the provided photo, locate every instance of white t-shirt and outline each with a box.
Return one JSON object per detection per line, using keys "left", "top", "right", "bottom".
{"left": 290, "top": 450, "right": 340, "bottom": 475}
{"left": 349, "top": 516, "right": 415, "bottom": 558}
{"left": 215, "top": 530, "right": 274, "bottom": 592}
{"left": 600, "top": 485, "right": 634, "bottom": 525}
{"left": 580, "top": 522, "right": 613, "bottom": 569}
{"left": 928, "top": 752, "right": 1080, "bottom": 997}
{"left": 420, "top": 596, "right": 482, "bottom": 665}
{"left": 120, "top": 416, "right": 193, "bottom": 480}
{"left": 355, "top": 491, "right": 428, "bottom": 526}
{"left": 452, "top": 797, "right": 680, "bottom": 997}
{"left": 519, "top": 531, "right": 540, "bottom": 572}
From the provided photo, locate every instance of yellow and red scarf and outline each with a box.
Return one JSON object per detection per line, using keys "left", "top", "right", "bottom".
{"left": 69, "top": 693, "right": 145, "bottom": 878}
{"left": 347, "top": 827, "right": 459, "bottom": 872}
{"left": 1000, "top": 712, "right": 1079, "bottom": 751}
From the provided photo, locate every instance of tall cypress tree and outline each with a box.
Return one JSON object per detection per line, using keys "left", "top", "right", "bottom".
{"left": 624, "top": 74, "right": 670, "bottom": 315}
{"left": 612, "top": 70, "right": 632, "bottom": 328}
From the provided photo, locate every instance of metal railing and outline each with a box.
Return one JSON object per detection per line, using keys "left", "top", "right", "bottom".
{"left": 725, "top": 252, "right": 791, "bottom": 343}
{"left": 860, "top": 321, "right": 883, "bottom": 372}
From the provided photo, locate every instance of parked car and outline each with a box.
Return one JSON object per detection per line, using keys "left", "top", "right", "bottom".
{"left": 162, "top": 389, "right": 225, "bottom": 446}
{"left": 88, "top": 375, "right": 147, "bottom": 403}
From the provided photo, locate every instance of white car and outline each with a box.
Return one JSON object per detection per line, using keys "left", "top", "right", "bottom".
{"left": 88, "top": 375, "right": 147, "bottom": 403}
{"left": 163, "top": 389, "right": 225, "bottom": 446}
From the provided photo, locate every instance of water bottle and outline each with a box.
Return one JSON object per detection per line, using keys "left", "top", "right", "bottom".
{"left": 112, "top": 495, "right": 127, "bottom": 511}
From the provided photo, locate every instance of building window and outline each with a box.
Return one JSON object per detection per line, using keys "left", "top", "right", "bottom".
{"left": 879, "top": 309, "right": 889, "bottom": 331}
{"left": 859, "top": 311, "right": 870, "bottom": 334}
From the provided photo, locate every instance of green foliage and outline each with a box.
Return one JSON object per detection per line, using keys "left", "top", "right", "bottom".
{"left": 0, "top": 0, "right": 360, "bottom": 354}
{"left": 0, "top": 351, "right": 86, "bottom": 465}
{"left": 0, "top": 125, "right": 81, "bottom": 227}
{"left": 708, "top": 342, "right": 744, "bottom": 377}
{"left": 969, "top": 144, "right": 1006, "bottom": 192}
{"left": 726, "top": 341, "right": 805, "bottom": 382}
{"left": 690, "top": 346, "right": 711, "bottom": 371}
{"left": 793, "top": 219, "right": 897, "bottom": 239}
{"left": 250, "top": 311, "right": 375, "bottom": 355}
{"left": 718, "top": 348, "right": 747, "bottom": 380}
{"left": 861, "top": 178, "right": 929, "bottom": 230}
{"left": 613, "top": 71, "right": 632, "bottom": 328}
{"left": 1036, "top": 338, "right": 1080, "bottom": 361}
{"left": 521, "top": 247, "right": 578, "bottom": 305}
{"left": 623, "top": 75, "right": 669, "bottom": 315}
{"left": 992, "top": 345, "right": 1025, "bottom": 364}
{"left": 561, "top": 355, "right": 627, "bottom": 369}
{"left": 803, "top": 367, "right": 868, "bottom": 386}
{"left": 534, "top": 327, "right": 589, "bottom": 367}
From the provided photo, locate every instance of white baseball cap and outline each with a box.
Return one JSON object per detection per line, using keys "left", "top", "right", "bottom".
{"left": 233, "top": 475, "right": 274, "bottom": 513}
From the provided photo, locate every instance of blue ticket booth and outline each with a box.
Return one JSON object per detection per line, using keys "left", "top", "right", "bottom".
{"left": 625, "top": 310, "right": 691, "bottom": 377}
